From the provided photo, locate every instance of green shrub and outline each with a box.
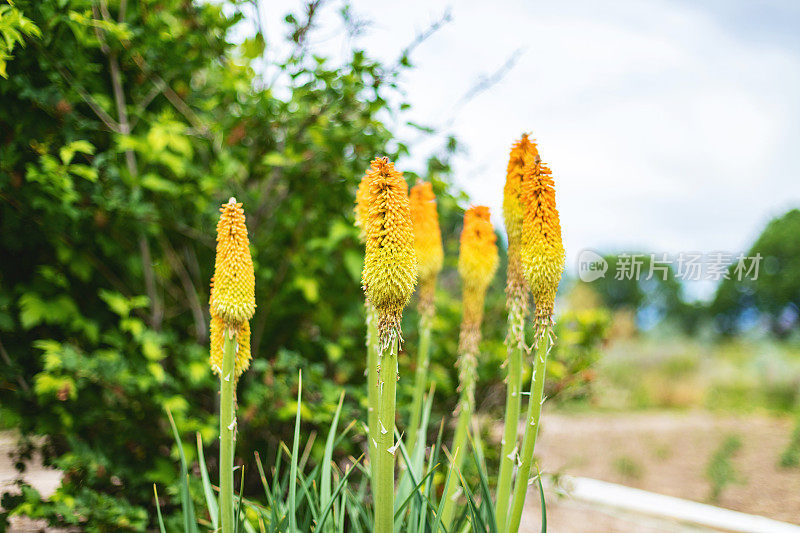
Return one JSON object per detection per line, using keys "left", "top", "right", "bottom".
{"left": 0, "top": 1, "right": 469, "bottom": 529}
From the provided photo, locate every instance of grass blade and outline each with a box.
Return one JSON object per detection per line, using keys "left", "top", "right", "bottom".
{"left": 469, "top": 428, "right": 497, "bottom": 533}
{"left": 432, "top": 443, "right": 454, "bottom": 533}
{"left": 320, "top": 391, "right": 345, "bottom": 531}
{"left": 458, "top": 466, "right": 487, "bottom": 533}
{"left": 394, "top": 467, "right": 439, "bottom": 521}
{"left": 235, "top": 466, "right": 246, "bottom": 533}
{"left": 196, "top": 432, "right": 219, "bottom": 530}
{"left": 337, "top": 493, "right": 347, "bottom": 533}
{"left": 254, "top": 451, "right": 282, "bottom": 527}
{"left": 289, "top": 370, "right": 302, "bottom": 532}
{"left": 166, "top": 407, "right": 198, "bottom": 533}
{"left": 317, "top": 454, "right": 363, "bottom": 528}
{"left": 153, "top": 485, "right": 167, "bottom": 533}
{"left": 537, "top": 469, "right": 547, "bottom": 533}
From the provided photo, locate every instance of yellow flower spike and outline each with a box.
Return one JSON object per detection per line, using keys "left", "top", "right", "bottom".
{"left": 503, "top": 134, "right": 539, "bottom": 314}
{"left": 209, "top": 313, "right": 252, "bottom": 380}
{"left": 457, "top": 206, "right": 499, "bottom": 361}
{"left": 520, "top": 153, "right": 565, "bottom": 336}
{"left": 409, "top": 181, "right": 444, "bottom": 318}
{"left": 361, "top": 157, "right": 418, "bottom": 351}
{"left": 210, "top": 198, "right": 256, "bottom": 325}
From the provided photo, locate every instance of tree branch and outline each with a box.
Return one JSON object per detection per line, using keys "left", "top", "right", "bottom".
{"left": 94, "top": 0, "right": 163, "bottom": 330}
{"left": 0, "top": 335, "right": 30, "bottom": 393}
{"left": 158, "top": 235, "right": 207, "bottom": 342}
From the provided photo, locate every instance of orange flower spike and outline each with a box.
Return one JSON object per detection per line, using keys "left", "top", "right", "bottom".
{"left": 209, "top": 198, "right": 256, "bottom": 325}
{"left": 503, "top": 134, "right": 539, "bottom": 249}
{"left": 361, "top": 157, "right": 418, "bottom": 350}
{"left": 503, "top": 134, "right": 539, "bottom": 314}
{"left": 355, "top": 171, "right": 371, "bottom": 242}
{"left": 458, "top": 206, "right": 499, "bottom": 331}
{"left": 409, "top": 181, "right": 444, "bottom": 317}
{"left": 520, "top": 154, "right": 565, "bottom": 331}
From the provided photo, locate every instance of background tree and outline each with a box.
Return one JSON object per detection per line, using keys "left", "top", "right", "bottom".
{"left": 711, "top": 209, "right": 800, "bottom": 336}
{"left": 583, "top": 253, "right": 683, "bottom": 331}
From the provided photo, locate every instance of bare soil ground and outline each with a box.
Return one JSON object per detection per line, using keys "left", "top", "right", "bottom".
{"left": 514, "top": 410, "right": 800, "bottom": 532}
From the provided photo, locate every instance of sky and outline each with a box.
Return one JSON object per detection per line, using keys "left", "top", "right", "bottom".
{"left": 248, "top": 0, "right": 800, "bottom": 294}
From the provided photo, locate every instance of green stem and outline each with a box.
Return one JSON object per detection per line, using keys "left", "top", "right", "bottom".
{"left": 219, "top": 327, "right": 237, "bottom": 533}
{"left": 495, "top": 311, "right": 525, "bottom": 531}
{"left": 375, "top": 337, "right": 398, "bottom": 533}
{"left": 507, "top": 336, "right": 549, "bottom": 533}
{"left": 407, "top": 314, "right": 432, "bottom": 451}
{"left": 439, "top": 391, "right": 471, "bottom": 527}
{"left": 367, "top": 307, "right": 379, "bottom": 491}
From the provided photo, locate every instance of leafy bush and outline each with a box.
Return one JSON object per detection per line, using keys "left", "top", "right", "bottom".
{"left": 0, "top": 0, "right": 468, "bottom": 528}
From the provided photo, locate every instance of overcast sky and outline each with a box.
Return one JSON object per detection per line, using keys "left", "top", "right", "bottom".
{"left": 251, "top": 0, "right": 800, "bottom": 287}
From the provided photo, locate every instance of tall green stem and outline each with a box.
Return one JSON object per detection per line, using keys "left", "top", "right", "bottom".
{"left": 507, "top": 336, "right": 549, "bottom": 533}
{"left": 375, "top": 337, "right": 398, "bottom": 533}
{"left": 219, "top": 328, "right": 237, "bottom": 533}
{"left": 407, "top": 313, "right": 432, "bottom": 451}
{"left": 366, "top": 307, "right": 379, "bottom": 490}
{"left": 439, "top": 389, "right": 471, "bottom": 527}
{"left": 495, "top": 310, "right": 525, "bottom": 531}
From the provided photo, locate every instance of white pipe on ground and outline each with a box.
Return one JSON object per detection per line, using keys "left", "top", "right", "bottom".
{"left": 554, "top": 476, "right": 800, "bottom": 533}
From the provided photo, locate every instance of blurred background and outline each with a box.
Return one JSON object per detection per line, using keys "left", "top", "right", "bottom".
{"left": 1, "top": 0, "right": 800, "bottom": 531}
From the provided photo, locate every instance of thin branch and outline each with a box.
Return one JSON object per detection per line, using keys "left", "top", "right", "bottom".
{"left": 158, "top": 235, "right": 207, "bottom": 342}
{"left": 267, "top": 0, "right": 328, "bottom": 88}
{"left": 0, "top": 335, "right": 30, "bottom": 393}
{"left": 94, "top": 0, "right": 163, "bottom": 330}
{"left": 441, "top": 47, "right": 524, "bottom": 130}
{"left": 128, "top": 82, "right": 164, "bottom": 130}
{"left": 94, "top": 0, "right": 220, "bottom": 153}
{"left": 389, "top": 8, "right": 452, "bottom": 75}
{"left": 38, "top": 47, "right": 122, "bottom": 133}
{"left": 405, "top": 47, "right": 524, "bottom": 148}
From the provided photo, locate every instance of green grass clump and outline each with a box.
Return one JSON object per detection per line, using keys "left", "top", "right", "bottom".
{"left": 706, "top": 434, "right": 743, "bottom": 503}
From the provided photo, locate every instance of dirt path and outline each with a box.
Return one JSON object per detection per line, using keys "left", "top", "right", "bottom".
{"left": 514, "top": 410, "right": 800, "bottom": 531}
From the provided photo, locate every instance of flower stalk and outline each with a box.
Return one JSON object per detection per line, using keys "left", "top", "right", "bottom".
{"left": 219, "top": 328, "right": 236, "bottom": 532}
{"left": 375, "top": 337, "right": 399, "bottom": 532}
{"left": 507, "top": 334, "right": 551, "bottom": 533}
{"left": 209, "top": 198, "right": 255, "bottom": 533}
{"left": 407, "top": 181, "right": 443, "bottom": 450}
{"left": 440, "top": 206, "right": 498, "bottom": 527}
{"left": 506, "top": 151, "right": 565, "bottom": 533}
{"left": 366, "top": 304, "right": 379, "bottom": 487}
{"left": 406, "top": 311, "right": 431, "bottom": 451}
{"left": 496, "top": 134, "right": 537, "bottom": 528}
{"left": 358, "top": 157, "right": 417, "bottom": 533}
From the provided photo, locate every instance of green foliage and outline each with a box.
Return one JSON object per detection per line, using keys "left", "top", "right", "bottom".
{"left": 712, "top": 209, "right": 800, "bottom": 336}
{"left": 546, "top": 308, "right": 611, "bottom": 403}
{"left": 0, "top": 2, "right": 40, "bottom": 78}
{"left": 612, "top": 456, "right": 643, "bottom": 480}
{"left": 0, "top": 0, "right": 468, "bottom": 528}
{"left": 779, "top": 418, "right": 800, "bottom": 468}
{"left": 158, "top": 381, "right": 541, "bottom": 532}
{"left": 706, "top": 434, "right": 742, "bottom": 503}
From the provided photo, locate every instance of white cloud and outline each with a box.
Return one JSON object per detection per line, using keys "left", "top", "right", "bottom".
{"left": 255, "top": 0, "right": 800, "bottom": 274}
